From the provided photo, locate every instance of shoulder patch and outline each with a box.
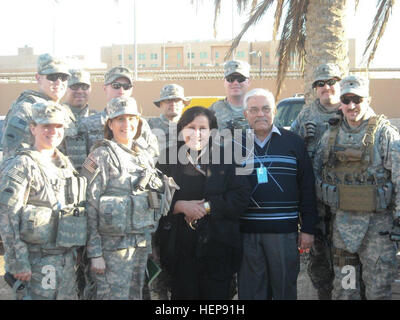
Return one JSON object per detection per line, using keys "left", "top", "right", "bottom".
{"left": 7, "top": 167, "right": 26, "bottom": 184}
{"left": 82, "top": 157, "right": 98, "bottom": 174}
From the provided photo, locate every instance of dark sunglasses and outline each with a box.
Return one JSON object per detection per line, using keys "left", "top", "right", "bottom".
{"left": 225, "top": 75, "right": 247, "bottom": 83}
{"left": 69, "top": 83, "right": 90, "bottom": 91}
{"left": 340, "top": 95, "right": 364, "bottom": 105}
{"left": 313, "top": 79, "right": 338, "bottom": 88}
{"left": 46, "top": 73, "right": 69, "bottom": 82}
{"left": 111, "top": 82, "right": 132, "bottom": 90}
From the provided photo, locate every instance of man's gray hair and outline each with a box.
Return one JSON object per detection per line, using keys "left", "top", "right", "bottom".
{"left": 243, "top": 88, "right": 276, "bottom": 110}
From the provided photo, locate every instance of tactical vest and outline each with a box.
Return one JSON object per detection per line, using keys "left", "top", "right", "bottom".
{"left": 319, "top": 115, "right": 393, "bottom": 212}
{"left": 61, "top": 108, "right": 89, "bottom": 171}
{"left": 18, "top": 150, "right": 87, "bottom": 251}
{"left": 91, "top": 140, "right": 164, "bottom": 236}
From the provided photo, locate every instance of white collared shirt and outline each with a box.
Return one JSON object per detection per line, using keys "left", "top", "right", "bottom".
{"left": 254, "top": 125, "right": 281, "bottom": 148}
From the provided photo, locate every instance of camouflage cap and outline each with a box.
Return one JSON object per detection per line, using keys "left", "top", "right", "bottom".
{"left": 68, "top": 69, "right": 91, "bottom": 87}
{"left": 313, "top": 63, "right": 341, "bottom": 82}
{"left": 104, "top": 66, "right": 133, "bottom": 85}
{"left": 340, "top": 75, "right": 369, "bottom": 97}
{"left": 224, "top": 60, "right": 250, "bottom": 78}
{"left": 32, "top": 101, "right": 66, "bottom": 125}
{"left": 153, "top": 84, "right": 191, "bottom": 107}
{"left": 37, "top": 53, "right": 71, "bottom": 76}
{"left": 106, "top": 97, "right": 139, "bottom": 119}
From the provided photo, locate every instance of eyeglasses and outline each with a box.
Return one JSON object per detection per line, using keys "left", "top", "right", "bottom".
{"left": 340, "top": 95, "right": 364, "bottom": 105}
{"left": 111, "top": 82, "right": 133, "bottom": 90}
{"left": 225, "top": 75, "right": 248, "bottom": 83}
{"left": 248, "top": 106, "right": 272, "bottom": 115}
{"left": 46, "top": 73, "right": 69, "bottom": 82}
{"left": 313, "top": 79, "right": 338, "bottom": 88}
{"left": 69, "top": 83, "right": 90, "bottom": 91}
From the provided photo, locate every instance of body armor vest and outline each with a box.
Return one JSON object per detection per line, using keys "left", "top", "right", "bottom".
{"left": 320, "top": 115, "right": 392, "bottom": 212}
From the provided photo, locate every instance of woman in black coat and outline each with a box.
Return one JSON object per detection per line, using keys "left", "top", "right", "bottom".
{"left": 156, "top": 106, "right": 251, "bottom": 300}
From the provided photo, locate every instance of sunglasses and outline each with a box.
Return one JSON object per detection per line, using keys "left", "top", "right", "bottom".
{"left": 69, "top": 83, "right": 90, "bottom": 91}
{"left": 340, "top": 96, "right": 364, "bottom": 105}
{"left": 313, "top": 79, "right": 338, "bottom": 88}
{"left": 225, "top": 75, "right": 247, "bottom": 83}
{"left": 111, "top": 82, "right": 133, "bottom": 90}
{"left": 46, "top": 73, "right": 69, "bottom": 82}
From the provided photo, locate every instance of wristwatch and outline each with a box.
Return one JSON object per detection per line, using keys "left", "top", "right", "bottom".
{"left": 204, "top": 201, "right": 211, "bottom": 214}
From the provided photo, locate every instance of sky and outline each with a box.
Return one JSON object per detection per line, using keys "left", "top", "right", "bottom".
{"left": 1, "top": 0, "right": 399, "bottom": 68}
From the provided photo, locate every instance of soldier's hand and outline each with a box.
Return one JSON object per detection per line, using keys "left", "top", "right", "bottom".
{"left": 91, "top": 257, "right": 106, "bottom": 274}
{"left": 14, "top": 272, "right": 32, "bottom": 282}
{"left": 304, "top": 121, "right": 317, "bottom": 139}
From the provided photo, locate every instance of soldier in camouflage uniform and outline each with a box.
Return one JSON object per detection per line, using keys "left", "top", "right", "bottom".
{"left": 0, "top": 101, "right": 87, "bottom": 300}
{"left": 60, "top": 69, "right": 96, "bottom": 171}
{"left": 79, "top": 65, "right": 158, "bottom": 159}
{"left": 291, "top": 63, "right": 342, "bottom": 300}
{"left": 1, "top": 53, "right": 71, "bottom": 159}
{"left": 209, "top": 60, "right": 251, "bottom": 132}
{"left": 313, "top": 75, "right": 399, "bottom": 300}
{"left": 145, "top": 84, "right": 190, "bottom": 300}
{"left": 147, "top": 84, "right": 191, "bottom": 161}
{"left": 81, "top": 97, "right": 174, "bottom": 300}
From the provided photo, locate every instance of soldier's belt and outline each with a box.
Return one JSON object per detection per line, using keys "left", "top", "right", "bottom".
{"left": 338, "top": 184, "right": 376, "bottom": 212}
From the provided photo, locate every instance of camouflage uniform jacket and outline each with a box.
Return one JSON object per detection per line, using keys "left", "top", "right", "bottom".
{"left": 83, "top": 139, "right": 163, "bottom": 259}
{"left": 291, "top": 99, "right": 340, "bottom": 162}
{"left": 147, "top": 114, "right": 177, "bottom": 161}
{"left": 209, "top": 98, "right": 249, "bottom": 131}
{"left": 0, "top": 148, "right": 82, "bottom": 274}
{"left": 79, "top": 109, "right": 159, "bottom": 159}
{"left": 313, "top": 111, "right": 400, "bottom": 253}
{"left": 1, "top": 90, "right": 53, "bottom": 159}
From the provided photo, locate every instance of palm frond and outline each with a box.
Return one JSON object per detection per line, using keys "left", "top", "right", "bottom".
{"left": 224, "top": 0, "right": 276, "bottom": 60}
{"left": 236, "top": 0, "right": 253, "bottom": 13}
{"left": 355, "top": 0, "right": 360, "bottom": 11}
{"left": 363, "top": 0, "right": 394, "bottom": 67}
{"left": 276, "top": 0, "right": 308, "bottom": 98}
{"left": 213, "top": 0, "right": 223, "bottom": 38}
{"left": 273, "top": 0, "right": 286, "bottom": 40}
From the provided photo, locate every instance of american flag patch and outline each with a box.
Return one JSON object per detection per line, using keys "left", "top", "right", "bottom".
{"left": 82, "top": 157, "right": 98, "bottom": 174}
{"left": 8, "top": 168, "right": 25, "bottom": 184}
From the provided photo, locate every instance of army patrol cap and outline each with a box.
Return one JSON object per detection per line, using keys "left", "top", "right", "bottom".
{"left": 104, "top": 66, "right": 133, "bottom": 85}
{"left": 153, "top": 84, "right": 191, "bottom": 107}
{"left": 107, "top": 97, "right": 139, "bottom": 119}
{"left": 37, "top": 53, "right": 71, "bottom": 76}
{"left": 68, "top": 69, "right": 91, "bottom": 87}
{"left": 32, "top": 101, "right": 66, "bottom": 125}
{"left": 224, "top": 60, "right": 250, "bottom": 78}
{"left": 313, "top": 63, "right": 341, "bottom": 82}
{"left": 340, "top": 75, "right": 369, "bottom": 97}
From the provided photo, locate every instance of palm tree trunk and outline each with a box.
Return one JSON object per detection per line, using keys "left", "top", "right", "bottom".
{"left": 304, "top": 0, "right": 349, "bottom": 103}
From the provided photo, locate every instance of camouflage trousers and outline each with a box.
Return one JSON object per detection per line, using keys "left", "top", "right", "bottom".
{"left": 331, "top": 213, "right": 397, "bottom": 300}
{"left": 27, "top": 250, "right": 77, "bottom": 300}
{"left": 307, "top": 202, "right": 334, "bottom": 299}
{"left": 91, "top": 246, "right": 148, "bottom": 300}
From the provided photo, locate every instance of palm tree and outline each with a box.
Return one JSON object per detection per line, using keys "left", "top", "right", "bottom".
{"left": 197, "top": 0, "right": 395, "bottom": 101}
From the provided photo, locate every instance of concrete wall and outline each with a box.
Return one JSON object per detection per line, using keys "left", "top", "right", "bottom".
{"left": 0, "top": 78, "right": 399, "bottom": 118}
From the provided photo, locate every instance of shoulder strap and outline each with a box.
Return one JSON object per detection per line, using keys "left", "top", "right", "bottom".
{"left": 92, "top": 139, "right": 122, "bottom": 173}
{"left": 362, "top": 115, "right": 387, "bottom": 163}
{"left": 322, "top": 119, "right": 341, "bottom": 165}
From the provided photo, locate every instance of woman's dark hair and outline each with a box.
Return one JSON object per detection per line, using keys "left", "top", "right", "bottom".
{"left": 177, "top": 106, "right": 218, "bottom": 134}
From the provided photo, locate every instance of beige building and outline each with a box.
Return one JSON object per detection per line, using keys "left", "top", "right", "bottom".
{"left": 101, "top": 39, "right": 357, "bottom": 70}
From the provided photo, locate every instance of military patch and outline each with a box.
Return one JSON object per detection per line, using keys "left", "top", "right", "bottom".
{"left": 82, "top": 157, "right": 98, "bottom": 174}
{"left": 7, "top": 168, "right": 25, "bottom": 184}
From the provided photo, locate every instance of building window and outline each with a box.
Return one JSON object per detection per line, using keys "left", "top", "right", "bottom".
{"left": 150, "top": 53, "right": 158, "bottom": 60}
{"left": 151, "top": 64, "right": 158, "bottom": 67}
{"left": 118, "top": 54, "right": 122, "bottom": 60}
{"left": 236, "top": 51, "right": 245, "bottom": 58}
{"left": 129, "top": 54, "right": 133, "bottom": 60}
{"left": 215, "top": 52, "right": 219, "bottom": 58}
{"left": 138, "top": 53, "right": 146, "bottom": 60}
{"left": 187, "top": 52, "right": 195, "bottom": 59}
{"left": 177, "top": 53, "right": 181, "bottom": 60}
{"left": 200, "top": 52, "right": 208, "bottom": 59}
{"left": 165, "top": 53, "right": 169, "bottom": 59}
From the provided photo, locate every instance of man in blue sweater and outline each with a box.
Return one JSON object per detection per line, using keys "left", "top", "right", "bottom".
{"left": 237, "top": 88, "right": 317, "bottom": 300}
